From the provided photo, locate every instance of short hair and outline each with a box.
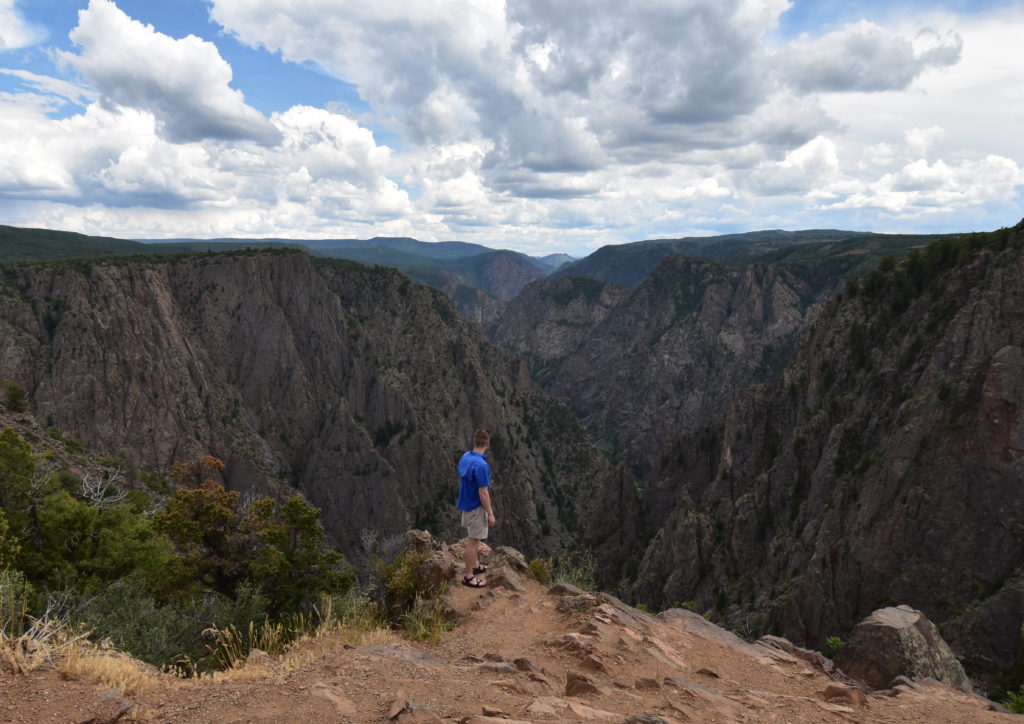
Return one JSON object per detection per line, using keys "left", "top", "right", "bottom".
{"left": 474, "top": 429, "right": 490, "bottom": 448}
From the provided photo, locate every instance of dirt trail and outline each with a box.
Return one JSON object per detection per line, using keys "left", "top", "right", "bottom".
{"left": 0, "top": 566, "right": 1015, "bottom": 723}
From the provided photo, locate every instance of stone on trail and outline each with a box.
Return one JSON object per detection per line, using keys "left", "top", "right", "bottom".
{"left": 311, "top": 683, "right": 357, "bottom": 716}
{"left": 565, "top": 670, "right": 607, "bottom": 697}
{"left": 488, "top": 565, "right": 528, "bottom": 593}
{"left": 388, "top": 692, "right": 410, "bottom": 720}
{"left": 834, "top": 605, "right": 973, "bottom": 693}
{"left": 757, "top": 635, "right": 835, "bottom": 674}
{"left": 492, "top": 545, "right": 529, "bottom": 572}
{"left": 821, "top": 683, "right": 868, "bottom": 707}
{"left": 547, "top": 582, "right": 584, "bottom": 597}
{"left": 477, "top": 661, "right": 519, "bottom": 675}
{"left": 513, "top": 656, "right": 537, "bottom": 672}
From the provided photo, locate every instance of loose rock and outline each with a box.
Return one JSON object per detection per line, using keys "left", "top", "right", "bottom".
{"left": 566, "top": 670, "right": 606, "bottom": 697}
{"left": 822, "top": 683, "right": 867, "bottom": 707}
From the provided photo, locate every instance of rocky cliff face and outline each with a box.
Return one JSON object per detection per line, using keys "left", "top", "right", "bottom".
{"left": 484, "top": 276, "right": 630, "bottom": 386}
{"left": 490, "top": 256, "right": 834, "bottom": 478}
{"left": 630, "top": 223, "right": 1024, "bottom": 688}
{"left": 0, "top": 252, "right": 619, "bottom": 563}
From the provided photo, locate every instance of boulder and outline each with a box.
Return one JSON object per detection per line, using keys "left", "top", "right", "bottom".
{"left": 488, "top": 565, "right": 528, "bottom": 593}
{"left": 404, "top": 529, "right": 440, "bottom": 554}
{"left": 416, "top": 549, "right": 462, "bottom": 594}
{"left": 834, "top": 605, "right": 973, "bottom": 694}
{"left": 492, "top": 545, "right": 529, "bottom": 572}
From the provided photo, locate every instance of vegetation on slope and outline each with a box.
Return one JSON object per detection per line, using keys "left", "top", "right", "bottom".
{"left": 0, "top": 421, "right": 358, "bottom": 674}
{"left": 553, "top": 229, "right": 953, "bottom": 288}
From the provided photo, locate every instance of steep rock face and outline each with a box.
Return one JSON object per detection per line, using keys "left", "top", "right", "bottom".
{"left": 494, "top": 257, "right": 833, "bottom": 478}
{"left": 445, "top": 284, "right": 505, "bottom": 327}
{"left": 451, "top": 250, "right": 548, "bottom": 302}
{"left": 0, "top": 252, "right": 619, "bottom": 562}
{"left": 631, "top": 224, "right": 1024, "bottom": 687}
{"left": 485, "top": 277, "right": 629, "bottom": 386}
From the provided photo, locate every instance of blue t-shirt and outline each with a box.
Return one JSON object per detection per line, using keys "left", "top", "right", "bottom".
{"left": 457, "top": 451, "right": 491, "bottom": 511}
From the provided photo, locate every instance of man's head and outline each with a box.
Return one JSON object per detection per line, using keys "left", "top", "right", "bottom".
{"left": 473, "top": 429, "right": 490, "bottom": 451}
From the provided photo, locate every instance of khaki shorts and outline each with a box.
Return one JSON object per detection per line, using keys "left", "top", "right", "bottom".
{"left": 462, "top": 506, "right": 488, "bottom": 540}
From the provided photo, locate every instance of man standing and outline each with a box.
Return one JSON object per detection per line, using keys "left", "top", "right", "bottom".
{"left": 457, "top": 429, "right": 495, "bottom": 587}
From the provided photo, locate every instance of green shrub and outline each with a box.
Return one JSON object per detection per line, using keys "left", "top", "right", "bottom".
{"left": 1005, "top": 687, "right": 1024, "bottom": 714}
{"left": 528, "top": 557, "right": 552, "bottom": 584}
{"left": 154, "top": 461, "right": 353, "bottom": 614}
{"left": 552, "top": 551, "right": 596, "bottom": 591}
{"left": 1000, "top": 624, "right": 1024, "bottom": 712}
{"left": 0, "top": 569, "right": 34, "bottom": 638}
{"left": 15, "top": 489, "right": 171, "bottom": 595}
{"left": 321, "top": 588, "right": 385, "bottom": 632}
{"left": 824, "top": 635, "right": 843, "bottom": 658}
{"left": 1, "top": 380, "right": 27, "bottom": 413}
{"left": 378, "top": 549, "right": 430, "bottom": 614}
{"left": 0, "top": 512, "right": 19, "bottom": 571}
{"left": 76, "top": 574, "right": 270, "bottom": 672}
{"left": 402, "top": 590, "right": 455, "bottom": 643}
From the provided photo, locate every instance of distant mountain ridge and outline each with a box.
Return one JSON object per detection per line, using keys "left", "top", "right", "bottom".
{"left": 553, "top": 229, "right": 953, "bottom": 287}
{"left": 3, "top": 224, "right": 956, "bottom": 310}
{"left": 143, "top": 234, "right": 552, "bottom": 306}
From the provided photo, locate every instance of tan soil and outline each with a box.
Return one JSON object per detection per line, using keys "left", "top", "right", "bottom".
{"left": 0, "top": 571, "right": 1015, "bottom": 723}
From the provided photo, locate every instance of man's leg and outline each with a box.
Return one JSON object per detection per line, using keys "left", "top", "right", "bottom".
{"left": 464, "top": 537, "right": 479, "bottom": 578}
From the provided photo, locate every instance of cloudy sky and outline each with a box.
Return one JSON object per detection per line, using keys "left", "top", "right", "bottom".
{"left": 0, "top": 0, "right": 1021, "bottom": 255}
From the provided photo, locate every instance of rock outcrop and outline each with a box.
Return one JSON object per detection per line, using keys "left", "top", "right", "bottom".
{"left": 835, "top": 605, "right": 973, "bottom": 693}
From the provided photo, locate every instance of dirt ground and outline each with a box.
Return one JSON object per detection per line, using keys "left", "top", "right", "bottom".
{"left": 0, "top": 562, "right": 1015, "bottom": 723}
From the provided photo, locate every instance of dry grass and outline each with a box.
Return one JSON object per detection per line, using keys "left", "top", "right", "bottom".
{"left": 60, "top": 641, "right": 164, "bottom": 698}
{"left": 0, "top": 617, "right": 83, "bottom": 674}
{"left": 2, "top": 621, "right": 164, "bottom": 697}
{"left": 204, "top": 626, "right": 395, "bottom": 683}
{"left": 279, "top": 626, "right": 394, "bottom": 671}
{"left": 201, "top": 593, "right": 394, "bottom": 682}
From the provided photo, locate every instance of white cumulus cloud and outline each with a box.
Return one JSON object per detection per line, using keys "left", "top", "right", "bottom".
{"left": 2, "top": 0, "right": 1021, "bottom": 251}
{"left": 60, "top": 0, "right": 280, "bottom": 145}
{"left": 747, "top": 136, "right": 840, "bottom": 195}
{"left": 0, "top": 0, "right": 45, "bottom": 50}
{"left": 778, "top": 20, "right": 962, "bottom": 94}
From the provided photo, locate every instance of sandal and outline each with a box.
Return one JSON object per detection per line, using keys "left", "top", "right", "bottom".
{"left": 462, "top": 575, "right": 487, "bottom": 588}
{"left": 473, "top": 564, "right": 489, "bottom": 575}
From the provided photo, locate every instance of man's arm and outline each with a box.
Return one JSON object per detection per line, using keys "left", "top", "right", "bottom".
{"left": 479, "top": 486, "right": 496, "bottom": 526}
